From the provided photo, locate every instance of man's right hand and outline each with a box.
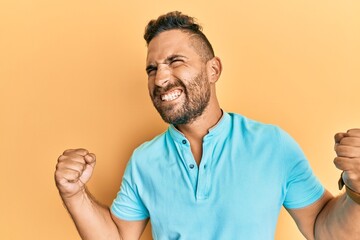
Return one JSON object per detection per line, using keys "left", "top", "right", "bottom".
{"left": 55, "top": 148, "right": 96, "bottom": 199}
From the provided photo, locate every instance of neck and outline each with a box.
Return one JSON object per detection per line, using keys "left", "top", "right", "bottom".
{"left": 176, "top": 103, "right": 222, "bottom": 166}
{"left": 176, "top": 103, "right": 222, "bottom": 141}
{"left": 175, "top": 93, "right": 222, "bottom": 165}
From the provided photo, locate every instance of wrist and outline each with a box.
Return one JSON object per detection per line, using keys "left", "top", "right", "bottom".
{"left": 60, "top": 188, "right": 89, "bottom": 206}
{"left": 338, "top": 172, "right": 360, "bottom": 205}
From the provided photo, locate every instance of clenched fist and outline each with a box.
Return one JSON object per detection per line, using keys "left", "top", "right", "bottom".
{"left": 334, "top": 129, "right": 360, "bottom": 193}
{"left": 55, "top": 148, "right": 96, "bottom": 199}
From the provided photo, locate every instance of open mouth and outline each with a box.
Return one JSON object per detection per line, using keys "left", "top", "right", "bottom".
{"left": 161, "top": 89, "right": 183, "bottom": 101}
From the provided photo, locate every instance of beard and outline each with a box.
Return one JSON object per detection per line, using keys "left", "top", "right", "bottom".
{"left": 150, "top": 70, "right": 211, "bottom": 125}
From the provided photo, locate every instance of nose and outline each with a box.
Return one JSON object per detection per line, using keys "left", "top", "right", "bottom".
{"left": 154, "top": 64, "right": 171, "bottom": 87}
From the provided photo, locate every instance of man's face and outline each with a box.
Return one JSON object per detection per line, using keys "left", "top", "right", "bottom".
{"left": 146, "top": 30, "right": 211, "bottom": 125}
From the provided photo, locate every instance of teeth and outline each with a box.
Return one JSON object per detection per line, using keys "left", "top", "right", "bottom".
{"left": 161, "top": 90, "right": 181, "bottom": 101}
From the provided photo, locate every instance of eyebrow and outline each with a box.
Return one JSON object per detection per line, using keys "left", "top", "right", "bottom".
{"left": 165, "top": 54, "right": 188, "bottom": 63}
{"left": 145, "top": 54, "right": 188, "bottom": 72}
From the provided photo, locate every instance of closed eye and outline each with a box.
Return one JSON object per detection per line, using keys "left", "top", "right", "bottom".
{"left": 166, "top": 54, "right": 187, "bottom": 66}
{"left": 169, "top": 58, "right": 184, "bottom": 67}
{"left": 146, "top": 66, "right": 157, "bottom": 76}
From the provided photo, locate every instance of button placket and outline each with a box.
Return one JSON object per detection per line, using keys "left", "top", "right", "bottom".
{"left": 181, "top": 139, "right": 197, "bottom": 170}
{"left": 178, "top": 138, "right": 198, "bottom": 194}
{"left": 195, "top": 138, "right": 213, "bottom": 200}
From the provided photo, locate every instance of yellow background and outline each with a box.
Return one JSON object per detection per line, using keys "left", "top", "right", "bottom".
{"left": 1, "top": 0, "right": 359, "bottom": 239}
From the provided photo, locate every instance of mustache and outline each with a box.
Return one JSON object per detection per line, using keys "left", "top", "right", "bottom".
{"left": 153, "top": 80, "right": 186, "bottom": 97}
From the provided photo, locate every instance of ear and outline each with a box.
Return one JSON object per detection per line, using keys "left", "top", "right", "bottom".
{"left": 206, "top": 56, "right": 222, "bottom": 83}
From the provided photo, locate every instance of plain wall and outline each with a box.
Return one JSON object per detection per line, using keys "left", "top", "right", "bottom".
{"left": 1, "top": 0, "right": 359, "bottom": 239}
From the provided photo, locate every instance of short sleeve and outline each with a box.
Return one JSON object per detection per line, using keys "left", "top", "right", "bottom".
{"left": 280, "top": 129, "right": 325, "bottom": 209}
{"left": 111, "top": 158, "right": 149, "bottom": 221}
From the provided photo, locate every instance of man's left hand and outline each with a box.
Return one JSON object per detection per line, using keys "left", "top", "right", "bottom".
{"left": 334, "top": 129, "right": 360, "bottom": 193}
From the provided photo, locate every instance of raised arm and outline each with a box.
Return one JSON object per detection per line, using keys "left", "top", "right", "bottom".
{"left": 54, "top": 148, "right": 148, "bottom": 240}
{"left": 315, "top": 129, "right": 360, "bottom": 238}
{"left": 287, "top": 129, "right": 360, "bottom": 239}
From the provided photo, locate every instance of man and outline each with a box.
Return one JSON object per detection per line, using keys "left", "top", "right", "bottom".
{"left": 55, "top": 11, "right": 360, "bottom": 239}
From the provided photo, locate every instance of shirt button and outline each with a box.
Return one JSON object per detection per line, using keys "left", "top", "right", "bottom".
{"left": 189, "top": 164, "right": 195, "bottom": 169}
{"left": 204, "top": 164, "right": 207, "bottom": 169}
{"left": 182, "top": 140, "right": 187, "bottom": 144}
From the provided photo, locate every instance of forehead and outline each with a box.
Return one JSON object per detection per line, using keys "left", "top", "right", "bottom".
{"left": 146, "top": 30, "right": 199, "bottom": 64}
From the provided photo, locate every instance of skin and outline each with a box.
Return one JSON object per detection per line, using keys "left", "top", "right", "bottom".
{"left": 146, "top": 30, "right": 222, "bottom": 163}
{"left": 55, "top": 29, "right": 360, "bottom": 239}
{"left": 147, "top": 51, "right": 211, "bottom": 126}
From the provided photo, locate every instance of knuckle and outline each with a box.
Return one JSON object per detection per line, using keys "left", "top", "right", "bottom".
{"left": 57, "top": 155, "right": 67, "bottom": 161}
{"left": 54, "top": 170, "right": 61, "bottom": 179}
{"left": 55, "top": 163, "right": 60, "bottom": 171}
{"left": 75, "top": 148, "right": 89, "bottom": 156}
{"left": 55, "top": 161, "right": 65, "bottom": 170}
{"left": 63, "top": 149, "right": 74, "bottom": 154}
{"left": 334, "top": 133, "right": 344, "bottom": 143}
{"left": 333, "top": 157, "right": 342, "bottom": 168}
{"left": 348, "top": 129, "right": 360, "bottom": 136}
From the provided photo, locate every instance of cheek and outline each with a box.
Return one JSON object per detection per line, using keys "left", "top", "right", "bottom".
{"left": 173, "top": 69, "right": 195, "bottom": 85}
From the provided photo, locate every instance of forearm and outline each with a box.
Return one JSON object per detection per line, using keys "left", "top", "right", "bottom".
{"left": 315, "top": 193, "right": 360, "bottom": 239}
{"left": 61, "top": 187, "right": 121, "bottom": 240}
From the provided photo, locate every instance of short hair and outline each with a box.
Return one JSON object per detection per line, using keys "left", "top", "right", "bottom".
{"left": 144, "top": 11, "right": 215, "bottom": 61}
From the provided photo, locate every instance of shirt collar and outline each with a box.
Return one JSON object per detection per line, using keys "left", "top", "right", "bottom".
{"left": 168, "top": 111, "right": 231, "bottom": 143}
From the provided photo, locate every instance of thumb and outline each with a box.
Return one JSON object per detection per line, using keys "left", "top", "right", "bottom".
{"left": 78, "top": 153, "right": 96, "bottom": 185}
{"left": 84, "top": 153, "right": 96, "bottom": 166}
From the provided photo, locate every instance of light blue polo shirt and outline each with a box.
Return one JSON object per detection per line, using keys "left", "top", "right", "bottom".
{"left": 111, "top": 112, "right": 324, "bottom": 239}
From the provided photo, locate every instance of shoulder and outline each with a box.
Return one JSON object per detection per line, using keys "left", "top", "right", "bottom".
{"left": 227, "top": 112, "right": 284, "bottom": 142}
{"left": 126, "top": 129, "right": 175, "bottom": 170}
{"left": 131, "top": 131, "right": 168, "bottom": 159}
